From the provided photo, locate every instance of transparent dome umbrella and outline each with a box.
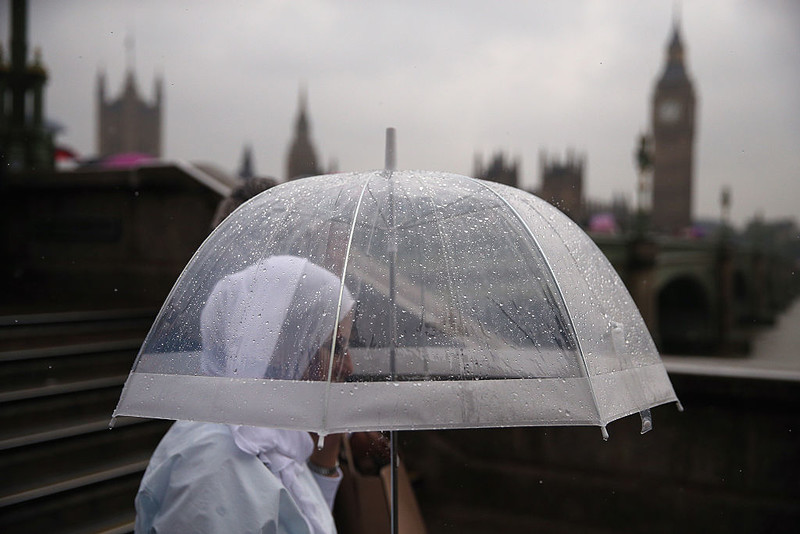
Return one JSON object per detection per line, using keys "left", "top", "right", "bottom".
{"left": 113, "top": 130, "right": 679, "bottom": 530}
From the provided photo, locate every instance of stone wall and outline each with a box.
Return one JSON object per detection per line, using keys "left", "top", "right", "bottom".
{"left": 402, "top": 372, "right": 800, "bottom": 533}
{"left": 0, "top": 167, "right": 222, "bottom": 312}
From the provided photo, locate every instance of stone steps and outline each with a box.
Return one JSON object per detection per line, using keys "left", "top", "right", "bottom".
{"left": 0, "top": 309, "right": 169, "bottom": 534}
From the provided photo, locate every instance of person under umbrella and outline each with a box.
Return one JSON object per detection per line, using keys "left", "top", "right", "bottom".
{"left": 134, "top": 255, "right": 374, "bottom": 534}
{"left": 115, "top": 132, "right": 681, "bottom": 533}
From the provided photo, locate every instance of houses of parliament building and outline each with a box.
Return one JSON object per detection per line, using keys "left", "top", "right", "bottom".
{"left": 9, "top": 2, "right": 697, "bottom": 236}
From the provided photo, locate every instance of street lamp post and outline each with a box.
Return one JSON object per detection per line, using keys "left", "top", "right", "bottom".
{"left": 634, "top": 133, "right": 654, "bottom": 235}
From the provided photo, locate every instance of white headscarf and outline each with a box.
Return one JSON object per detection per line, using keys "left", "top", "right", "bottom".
{"left": 200, "top": 255, "right": 355, "bottom": 379}
{"left": 230, "top": 425, "right": 332, "bottom": 534}
{"left": 199, "top": 255, "right": 355, "bottom": 534}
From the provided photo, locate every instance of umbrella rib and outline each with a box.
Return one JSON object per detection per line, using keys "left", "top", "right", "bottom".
{"left": 533, "top": 204, "right": 654, "bottom": 428}
{"left": 465, "top": 178, "right": 604, "bottom": 426}
{"left": 320, "top": 174, "right": 375, "bottom": 435}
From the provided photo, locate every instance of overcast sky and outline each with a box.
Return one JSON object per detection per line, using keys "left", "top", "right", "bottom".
{"left": 3, "top": 0, "right": 799, "bottom": 226}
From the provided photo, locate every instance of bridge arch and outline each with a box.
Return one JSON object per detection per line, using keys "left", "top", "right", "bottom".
{"left": 733, "top": 268, "right": 751, "bottom": 323}
{"left": 657, "top": 275, "right": 713, "bottom": 354}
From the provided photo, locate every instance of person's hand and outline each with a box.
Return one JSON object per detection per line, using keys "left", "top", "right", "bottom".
{"left": 349, "top": 431, "right": 390, "bottom": 475}
{"left": 308, "top": 433, "right": 343, "bottom": 476}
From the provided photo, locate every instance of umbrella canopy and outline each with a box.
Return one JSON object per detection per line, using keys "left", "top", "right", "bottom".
{"left": 113, "top": 167, "right": 679, "bottom": 437}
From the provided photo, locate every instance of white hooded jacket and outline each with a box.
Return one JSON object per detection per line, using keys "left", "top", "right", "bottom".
{"left": 135, "top": 256, "right": 354, "bottom": 534}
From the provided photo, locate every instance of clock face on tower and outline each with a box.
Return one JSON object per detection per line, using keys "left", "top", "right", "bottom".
{"left": 658, "top": 99, "right": 682, "bottom": 123}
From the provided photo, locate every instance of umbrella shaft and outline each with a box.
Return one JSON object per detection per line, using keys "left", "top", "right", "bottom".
{"left": 390, "top": 430, "right": 399, "bottom": 534}
{"left": 388, "top": 173, "right": 398, "bottom": 377}
{"left": 389, "top": 257, "right": 397, "bottom": 377}
{"left": 386, "top": 130, "right": 399, "bottom": 534}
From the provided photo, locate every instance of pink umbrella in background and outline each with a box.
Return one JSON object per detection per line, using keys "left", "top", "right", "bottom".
{"left": 589, "top": 212, "right": 619, "bottom": 234}
{"left": 99, "top": 152, "right": 156, "bottom": 169}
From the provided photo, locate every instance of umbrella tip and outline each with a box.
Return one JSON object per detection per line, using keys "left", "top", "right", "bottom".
{"left": 601, "top": 425, "right": 609, "bottom": 441}
{"left": 385, "top": 127, "right": 396, "bottom": 172}
{"left": 640, "top": 409, "right": 653, "bottom": 434}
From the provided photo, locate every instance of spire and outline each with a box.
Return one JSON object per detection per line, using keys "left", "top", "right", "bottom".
{"left": 286, "top": 85, "right": 320, "bottom": 180}
{"left": 125, "top": 33, "right": 136, "bottom": 74}
{"left": 239, "top": 144, "right": 255, "bottom": 180}
{"left": 295, "top": 84, "right": 309, "bottom": 137}
{"left": 667, "top": 0, "right": 685, "bottom": 67}
{"left": 659, "top": 16, "right": 688, "bottom": 85}
{"left": 668, "top": 20, "right": 684, "bottom": 64}
{"left": 122, "top": 33, "right": 139, "bottom": 96}
{"left": 672, "top": 0, "right": 682, "bottom": 33}
{"left": 11, "top": 0, "right": 28, "bottom": 75}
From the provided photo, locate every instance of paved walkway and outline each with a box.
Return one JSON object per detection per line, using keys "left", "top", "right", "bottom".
{"left": 662, "top": 297, "right": 800, "bottom": 381}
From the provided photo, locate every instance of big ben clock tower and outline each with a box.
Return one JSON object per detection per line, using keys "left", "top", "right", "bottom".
{"left": 651, "top": 20, "right": 697, "bottom": 234}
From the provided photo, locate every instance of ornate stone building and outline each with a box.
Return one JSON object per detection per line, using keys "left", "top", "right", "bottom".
{"left": 650, "top": 20, "right": 697, "bottom": 234}
{"left": 96, "top": 64, "right": 163, "bottom": 158}
{"left": 473, "top": 152, "right": 519, "bottom": 189}
{"left": 538, "top": 150, "right": 585, "bottom": 223}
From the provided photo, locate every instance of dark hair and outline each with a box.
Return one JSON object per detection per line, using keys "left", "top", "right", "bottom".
{"left": 211, "top": 177, "right": 277, "bottom": 229}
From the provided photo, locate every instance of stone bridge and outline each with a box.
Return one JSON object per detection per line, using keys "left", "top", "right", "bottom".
{"left": 594, "top": 234, "right": 797, "bottom": 355}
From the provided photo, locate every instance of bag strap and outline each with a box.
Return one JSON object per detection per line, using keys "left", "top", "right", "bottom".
{"left": 340, "top": 433, "right": 358, "bottom": 476}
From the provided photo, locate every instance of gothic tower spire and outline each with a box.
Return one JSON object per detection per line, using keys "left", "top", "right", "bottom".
{"left": 239, "top": 143, "right": 255, "bottom": 180}
{"left": 296, "top": 85, "right": 309, "bottom": 137}
{"left": 286, "top": 85, "right": 321, "bottom": 180}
